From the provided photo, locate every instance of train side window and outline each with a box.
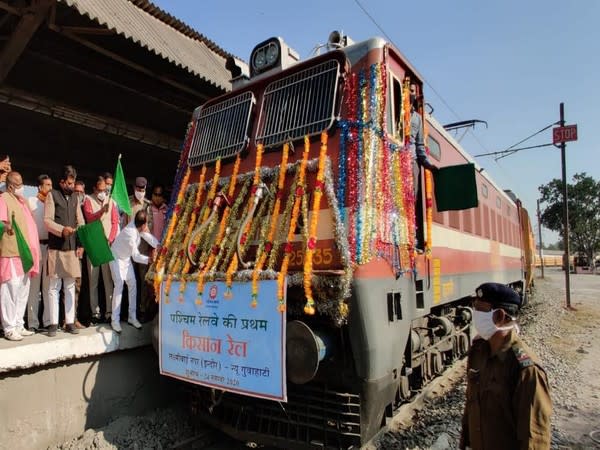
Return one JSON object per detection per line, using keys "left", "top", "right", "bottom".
{"left": 428, "top": 136, "right": 441, "bottom": 161}
{"left": 481, "top": 184, "right": 488, "bottom": 198}
{"left": 449, "top": 210, "right": 460, "bottom": 229}
{"left": 483, "top": 205, "right": 490, "bottom": 238}
{"left": 496, "top": 197, "right": 502, "bottom": 209}
{"left": 474, "top": 207, "right": 482, "bottom": 236}
{"left": 389, "top": 75, "right": 403, "bottom": 138}
{"left": 463, "top": 209, "right": 473, "bottom": 233}
{"left": 497, "top": 215, "right": 503, "bottom": 243}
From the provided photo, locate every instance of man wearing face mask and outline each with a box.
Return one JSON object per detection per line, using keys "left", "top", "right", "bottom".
{"left": 459, "top": 282, "right": 552, "bottom": 450}
{"left": 44, "top": 165, "right": 85, "bottom": 337}
{"left": 0, "top": 172, "right": 41, "bottom": 341}
{"left": 83, "top": 176, "right": 119, "bottom": 324}
{"left": 124, "top": 177, "right": 153, "bottom": 321}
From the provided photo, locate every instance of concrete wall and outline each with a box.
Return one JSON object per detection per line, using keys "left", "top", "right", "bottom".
{"left": 0, "top": 347, "right": 173, "bottom": 450}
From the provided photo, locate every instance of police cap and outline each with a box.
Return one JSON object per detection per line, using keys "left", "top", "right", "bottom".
{"left": 135, "top": 177, "right": 147, "bottom": 189}
{"left": 475, "top": 282, "right": 521, "bottom": 314}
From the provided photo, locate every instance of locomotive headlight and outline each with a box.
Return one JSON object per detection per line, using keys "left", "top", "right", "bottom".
{"left": 250, "top": 37, "right": 282, "bottom": 76}
{"left": 252, "top": 48, "right": 266, "bottom": 71}
{"left": 266, "top": 42, "right": 279, "bottom": 64}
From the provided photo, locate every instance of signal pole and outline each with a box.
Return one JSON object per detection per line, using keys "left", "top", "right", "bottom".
{"left": 537, "top": 199, "right": 544, "bottom": 278}
{"left": 559, "top": 103, "right": 571, "bottom": 309}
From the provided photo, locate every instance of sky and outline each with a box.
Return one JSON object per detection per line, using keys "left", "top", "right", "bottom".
{"left": 153, "top": 0, "right": 598, "bottom": 244}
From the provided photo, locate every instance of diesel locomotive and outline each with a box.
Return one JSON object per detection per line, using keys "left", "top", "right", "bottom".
{"left": 149, "top": 31, "right": 535, "bottom": 449}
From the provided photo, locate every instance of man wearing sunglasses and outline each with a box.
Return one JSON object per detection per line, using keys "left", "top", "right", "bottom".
{"left": 460, "top": 282, "right": 552, "bottom": 450}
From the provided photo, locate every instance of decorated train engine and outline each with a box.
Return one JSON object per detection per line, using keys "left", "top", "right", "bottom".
{"left": 149, "top": 32, "right": 534, "bottom": 449}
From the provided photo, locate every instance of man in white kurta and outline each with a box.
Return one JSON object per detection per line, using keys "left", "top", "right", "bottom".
{"left": 109, "top": 210, "right": 158, "bottom": 333}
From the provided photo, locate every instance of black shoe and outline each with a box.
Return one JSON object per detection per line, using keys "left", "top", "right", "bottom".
{"left": 64, "top": 323, "right": 80, "bottom": 335}
{"left": 47, "top": 324, "right": 58, "bottom": 337}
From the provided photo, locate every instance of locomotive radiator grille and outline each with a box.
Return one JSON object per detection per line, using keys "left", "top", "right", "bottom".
{"left": 188, "top": 91, "right": 255, "bottom": 166}
{"left": 190, "top": 384, "right": 361, "bottom": 449}
{"left": 257, "top": 59, "right": 340, "bottom": 148}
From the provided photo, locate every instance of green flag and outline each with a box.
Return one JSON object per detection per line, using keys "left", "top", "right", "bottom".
{"left": 12, "top": 214, "right": 33, "bottom": 273}
{"left": 112, "top": 156, "right": 132, "bottom": 216}
{"left": 433, "top": 163, "right": 479, "bottom": 212}
{"left": 77, "top": 220, "right": 114, "bottom": 267}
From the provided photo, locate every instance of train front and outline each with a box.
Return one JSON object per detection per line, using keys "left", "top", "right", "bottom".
{"left": 149, "top": 33, "right": 447, "bottom": 449}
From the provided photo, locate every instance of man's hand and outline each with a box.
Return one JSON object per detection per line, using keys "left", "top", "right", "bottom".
{"left": 62, "top": 226, "right": 75, "bottom": 237}
{"left": 4, "top": 222, "right": 13, "bottom": 236}
{"left": 102, "top": 203, "right": 110, "bottom": 214}
{"left": 76, "top": 247, "right": 84, "bottom": 258}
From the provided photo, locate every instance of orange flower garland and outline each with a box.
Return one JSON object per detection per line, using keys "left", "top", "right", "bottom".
{"left": 251, "top": 143, "right": 290, "bottom": 308}
{"left": 422, "top": 117, "right": 433, "bottom": 256}
{"left": 225, "top": 144, "right": 264, "bottom": 296}
{"left": 158, "top": 167, "right": 191, "bottom": 303}
{"left": 277, "top": 136, "right": 311, "bottom": 311}
{"left": 195, "top": 155, "right": 241, "bottom": 304}
{"left": 303, "top": 132, "right": 328, "bottom": 315}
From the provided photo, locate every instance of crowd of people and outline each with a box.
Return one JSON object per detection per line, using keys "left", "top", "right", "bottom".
{"left": 0, "top": 154, "right": 169, "bottom": 341}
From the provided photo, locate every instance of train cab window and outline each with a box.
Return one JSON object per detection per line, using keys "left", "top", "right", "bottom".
{"left": 481, "top": 184, "right": 488, "bottom": 198}
{"left": 427, "top": 136, "right": 441, "bottom": 161}
{"left": 388, "top": 75, "right": 403, "bottom": 138}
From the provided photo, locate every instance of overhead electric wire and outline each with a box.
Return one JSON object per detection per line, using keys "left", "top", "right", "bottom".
{"left": 473, "top": 143, "right": 554, "bottom": 159}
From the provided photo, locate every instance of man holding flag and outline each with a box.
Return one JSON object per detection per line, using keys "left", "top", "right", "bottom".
{"left": 0, "top": 171, "right": 40, "bottom": 341}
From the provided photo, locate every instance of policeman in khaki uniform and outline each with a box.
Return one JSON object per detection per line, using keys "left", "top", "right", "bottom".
{"left": 460, "top": 282, "right": 552, "bottom": 450}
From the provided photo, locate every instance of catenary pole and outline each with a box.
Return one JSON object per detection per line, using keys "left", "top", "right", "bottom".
{"left": 537, "top": 199, "right": 544, "bottom": 278}
{"left": 559, "top": 103, "right": 571, "bottom": 308}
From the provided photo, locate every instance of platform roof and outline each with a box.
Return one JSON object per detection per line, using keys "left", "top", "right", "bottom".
{"left": 0, "top": 0, "right": 233, "bottom": 186}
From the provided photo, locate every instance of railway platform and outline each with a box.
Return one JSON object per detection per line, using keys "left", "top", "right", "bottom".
{"left": 0, "top": 324, "right": 172, "bottom": 450}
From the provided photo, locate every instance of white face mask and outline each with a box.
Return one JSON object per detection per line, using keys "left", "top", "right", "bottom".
{"left": 134, "top": 190, "right": 145, "bottom": 201}
{"left": 97, "top": 191, "right": 107, "bottom": 202}
{"left": 13, "top": 186, "right": 25, "bottom": 197}
{"left": 473, "top": 309, "right": 514, "bottom": 340}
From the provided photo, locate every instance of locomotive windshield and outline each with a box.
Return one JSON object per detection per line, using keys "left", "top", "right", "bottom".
{"left": 256, "top": 59, "right": 340, "bottom": 148}
{"left": 188, "top": 91, "right": 255, "bottom": 166}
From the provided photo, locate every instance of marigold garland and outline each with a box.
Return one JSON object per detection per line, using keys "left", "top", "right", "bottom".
{"left": 303, "top": 132, "right": 328, "bottom": 315}
{"left": 277, "top": 136, "right": 310, "bottom": 311}
{"left": 158, "top": 167, "right": 191, "bottom": 303}
{"left": 225, "top": 144, "right": 264, "bottom": 297}
{"left": 251, "top": 143, "right": 290, "bottom": 308}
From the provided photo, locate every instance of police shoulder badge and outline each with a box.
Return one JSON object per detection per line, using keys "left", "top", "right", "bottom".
{"left": 511, "top": 345, "right": 533, "bottom": 368}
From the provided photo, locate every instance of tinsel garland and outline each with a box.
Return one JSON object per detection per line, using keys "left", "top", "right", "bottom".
{"left": 303, "top": 132, "right": 328, "bottom": 315}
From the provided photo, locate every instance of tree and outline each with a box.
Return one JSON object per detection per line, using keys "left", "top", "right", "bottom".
{"left": 538, "top": 173, "right": 600, "bottom": 268}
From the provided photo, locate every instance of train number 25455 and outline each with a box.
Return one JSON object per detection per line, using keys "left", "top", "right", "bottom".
{"left": 289, "top": 248, "right": 333, "bottom": 266}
